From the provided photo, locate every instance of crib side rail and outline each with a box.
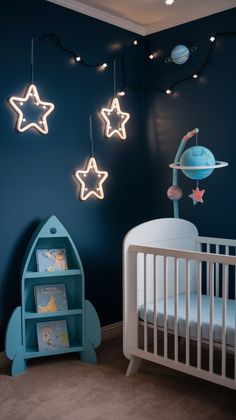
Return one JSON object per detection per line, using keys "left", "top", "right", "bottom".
{"left": 197, "top": 236, "right": 236, "bottom": 248}
{"left": 129, "top": 244, "right": 236, "bottom": 265}
{"left": 124, "top": 243, "right": 236, "bottom": 390}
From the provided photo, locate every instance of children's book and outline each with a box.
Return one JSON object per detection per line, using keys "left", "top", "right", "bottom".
{"left": 36, "top": 248, "right": 68, "bottom": 272}
{"left": 36, "top": 320, "right": 70, "bottom": 352}
{"left": 34, "top": 284, "right": 68, "bottom": 313}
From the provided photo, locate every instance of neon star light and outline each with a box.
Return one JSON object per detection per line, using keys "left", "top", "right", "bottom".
{"left": 9, "top": 84, "right": 55, "bottom": 134}
{"left": 74, "top": 157, "right": 108, "bottom": 200}
{"left": 100, "top": 97, "right": 130, "bottom": 140}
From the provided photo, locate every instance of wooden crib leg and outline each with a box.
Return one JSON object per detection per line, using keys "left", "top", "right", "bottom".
{"left": 126, "top": 356, "right": 142, "bottom": 376}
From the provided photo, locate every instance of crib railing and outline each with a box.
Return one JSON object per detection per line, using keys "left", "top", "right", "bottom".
{"left": 126, "top": 244, "right": 236, "bottom": 390}
{"left": 197, "top": 236, "right": 236, "bottom": 298}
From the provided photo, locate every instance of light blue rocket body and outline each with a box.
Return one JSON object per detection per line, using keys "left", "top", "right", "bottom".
{"left": 5, "top": 215, "right": 101, "bottom": 376}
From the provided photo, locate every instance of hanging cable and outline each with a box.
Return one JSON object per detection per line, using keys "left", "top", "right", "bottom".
{"left": 31, "top": 37, "right": 35, "bottom": 84}
{"left": 89, "top": 115, "right": 94, "bottom": 157}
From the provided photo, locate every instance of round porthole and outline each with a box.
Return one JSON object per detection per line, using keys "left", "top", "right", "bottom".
{"left": 50, "top": 227, "right": 57, "bottom": 234}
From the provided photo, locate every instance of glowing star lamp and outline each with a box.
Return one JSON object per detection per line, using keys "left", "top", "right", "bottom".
{"left": 9, "top": 84, "right": 55, "bottom": 134}
{"left": 100, "top": 97, "right": 130, "bottom": 140}
{"left": 74, "top": 157, "right": 108, "bottom": 201}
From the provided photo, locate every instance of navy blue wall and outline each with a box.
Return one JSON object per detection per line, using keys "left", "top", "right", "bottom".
{"left": 1, "top": 1, "right": 235, "bottom": 348}
{"left": 0, "top": 0, "right": 145, "bottom": 346}
{"left": 144, "top": 8, "right": 236, "bottom": 238}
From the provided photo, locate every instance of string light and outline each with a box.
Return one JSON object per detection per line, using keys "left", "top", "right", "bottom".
{"left": 193, "top": 74, "right": 198, "bottom": 79}
{"left": 165, "top": 0, "right": 174, "bottom": 4}
{"left": 118, "top": 91, "right": 125, "bottom": 96}
{"left": 75, "top": 56, "right": 81, "bottom": 62}
{"left": 101, "top": 62, "right": 108, "bottom": 69}
{"left": 9, "top": 84, "right": 54, "bottom": 134}
{"left": 40, "top": 32, "right": 236, "bottom": 98}
{"left": 166, "top": 89, "right": 171, "bottom": 95}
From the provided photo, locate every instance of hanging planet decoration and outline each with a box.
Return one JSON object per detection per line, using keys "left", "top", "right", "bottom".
{"left": 168, "top": 128, "right": 228, "bottom": 218}
{"left": 179, "top": 146, "right": 216, "bottom": 180}
{"left": 167, "top": 185, "right": 183, "bottom": 201}
{"left": 165, "top": 44, "right": 197, "bottom": 65}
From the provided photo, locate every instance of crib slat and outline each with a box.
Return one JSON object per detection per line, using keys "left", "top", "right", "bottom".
{"left": 153, "top": 255, "right": 157, "bottom": 355}
{"left": 209, "top": 262, "right": 214, "bottom": 373}
{"left": 197, "top": 261, "right": 202, "bottom": 370}
{"left": 164, "top": 256, "right": 168, "bottom": 359}
{"left": 174, "top": 258, "right": 178, "bottom": 362}
{"left": 235, "top": 264, "right": 236, "bottom": 381}
{"left": 144, "top": 253, "right": 147, "bottom": 353}
{"left": 206, "top": 244, "right": 210, "bottom": 295}
{"left": 215, "top": 245, "right": 219, "bottom": 297}
{"left": 222, "top": 264, "right": 228, "bottom": 378}
{"left": 185, "top": 259, "right": 190, "bottom": 367}
{"left": 225, "top": 247, "right": 229, "bottom": 300}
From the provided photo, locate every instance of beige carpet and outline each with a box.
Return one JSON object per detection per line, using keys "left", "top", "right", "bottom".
{"left": 0, "top": 336, "right": 235, "bottom": 420}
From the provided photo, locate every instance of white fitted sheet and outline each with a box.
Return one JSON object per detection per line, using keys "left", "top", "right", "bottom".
{"left": 139, "top": 293, "right": 236, "bottom": 348}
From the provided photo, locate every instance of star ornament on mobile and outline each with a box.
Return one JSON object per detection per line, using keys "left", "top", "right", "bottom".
{"left": 9, "top": 84, "right": 55, "bottom": 134}
{"left": 100, "top": 97, "right": 130, "bottom": 140}
{"left": 189, "top": 187, "right": 205, "bottom": 205}
{"left": 74, "top": 157, "right": 108, "bottom": 201}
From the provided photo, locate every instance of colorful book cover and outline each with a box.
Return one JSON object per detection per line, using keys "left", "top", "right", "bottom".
{"left": 36, "top": 320, "right": 70, "bottom": 352}
{"left": 34, "top": 284, "right": 68, "bottom": 313}
{"left": 36, "top": 248, "right": 68, "bottom": 272}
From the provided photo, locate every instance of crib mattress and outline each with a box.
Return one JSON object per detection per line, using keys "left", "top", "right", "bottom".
{"left": 139, "top": 293, "right": 236, "bottom": 348}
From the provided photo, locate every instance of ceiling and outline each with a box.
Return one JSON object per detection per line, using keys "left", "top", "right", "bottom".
{"left": 47, "top": 0, "right": 236, "bottom": 35}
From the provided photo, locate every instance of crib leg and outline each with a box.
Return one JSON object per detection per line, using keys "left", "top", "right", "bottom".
{"left": 126, "top": 356, "right": 142, "bottom": 376}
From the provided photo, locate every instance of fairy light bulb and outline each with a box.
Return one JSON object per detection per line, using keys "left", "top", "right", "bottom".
{"left": 101, "top": 62, "right": 108, "bottom": 69}
{"left": 165, "top": 0, "right": 174, "bottom": 4}
{"left": 133, "top": 40, "right": 138, "bottom": 46}
{"left": 210, "top": 36, "right": 215, "bottom": 42}
{"left": 118, "top": 91, "right": 125, "bottom": 96}
{"left": 149, "top": 54, "right": 154, "bottom": 60}
{"left": 166, "top": 89, "right": 171, "bottom": 95}
{"left": 75, "top": 56, "right": 81, "bottom": 62}
{"left": 193, "top": 74, "right": 198, "bottom": 79}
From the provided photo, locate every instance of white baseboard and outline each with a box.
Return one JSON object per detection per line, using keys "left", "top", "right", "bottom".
{"left": 101, "top": 321, "right": 123, "bottom": 342}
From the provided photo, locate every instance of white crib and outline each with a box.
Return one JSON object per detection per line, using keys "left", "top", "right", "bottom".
{"left": 123, "top": 218, "right": 236, "bottom": 390}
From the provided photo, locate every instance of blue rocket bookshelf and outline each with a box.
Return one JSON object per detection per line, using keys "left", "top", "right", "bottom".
{"left": 5, "top": 215, "right": 101, "bottom": 376}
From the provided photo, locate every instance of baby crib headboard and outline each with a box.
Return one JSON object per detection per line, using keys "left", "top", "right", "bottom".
{"left": 123, "top": 218, "right": 199, "bottom": 310}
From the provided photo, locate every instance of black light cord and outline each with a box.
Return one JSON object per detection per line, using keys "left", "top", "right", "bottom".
{"left": 41, "top": 32, "right": 117, "bottom": 68}
{"left": 39, "top": 32, "right": 236, "bottom": 95}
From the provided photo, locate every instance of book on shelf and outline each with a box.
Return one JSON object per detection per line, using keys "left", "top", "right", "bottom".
{"left": 36, "top": 248, "right": 68, "bottom": 272}
{"left": 36, "top": 320, "right": 70, "bottom": 352}
{"left": 34, "top": 284, "right": 68, "bottom": 313}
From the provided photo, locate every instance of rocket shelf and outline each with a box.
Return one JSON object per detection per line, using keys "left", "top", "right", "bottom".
{"left": 5, "top": 215, "right": 101, "bottom": 376}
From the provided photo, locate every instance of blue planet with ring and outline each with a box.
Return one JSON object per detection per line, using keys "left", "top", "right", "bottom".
{"left": 169, "top": 145, "right": 228, "bottom": 180}
{"left": 180, "top": 146, "right": 215, "bottom": 180}
{"left": 165, "top": 44, "right": 197, "bottom": 65}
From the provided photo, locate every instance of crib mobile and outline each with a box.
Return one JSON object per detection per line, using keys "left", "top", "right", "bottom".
{"left": 168, "top": 128, "right": 228, "bottom": 218}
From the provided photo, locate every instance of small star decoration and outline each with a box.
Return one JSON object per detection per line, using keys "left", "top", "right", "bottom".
{"left": 100, "top": 97, "right": 130, "bottom": 140}
{"left": 74, "top": 157, "right": 108, "bottom": 200}
{"left": 189, "top": 187, "right": 205, "bottom": 205}
{"left": 9, "top": 84, "right": 55, "bottom": 134}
